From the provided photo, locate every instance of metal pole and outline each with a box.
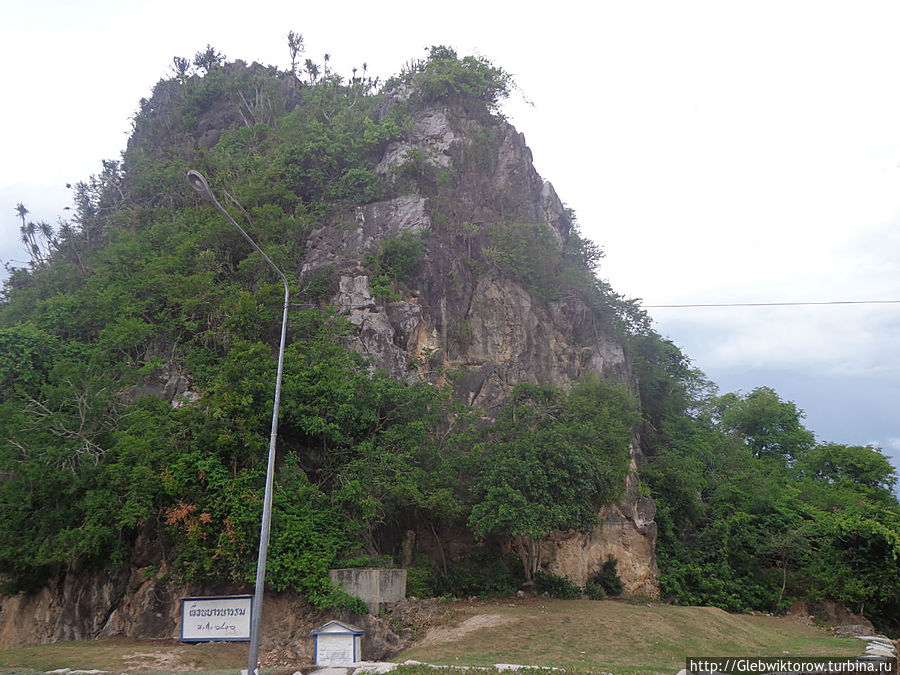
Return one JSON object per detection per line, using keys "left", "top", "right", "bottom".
{"left": 186, "top": 170, "right": 289, "bottom": 675}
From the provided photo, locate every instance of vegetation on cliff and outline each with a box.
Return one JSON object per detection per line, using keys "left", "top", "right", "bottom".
{"left": 0, "top": 45, "right": 634, "bottom": 612}
{"left": 2, "top": 40, "right": 899, "bottom": 632}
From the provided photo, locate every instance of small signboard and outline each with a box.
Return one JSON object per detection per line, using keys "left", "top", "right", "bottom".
{"left": 181, "top": 595, "right": 252, "bottom": 642}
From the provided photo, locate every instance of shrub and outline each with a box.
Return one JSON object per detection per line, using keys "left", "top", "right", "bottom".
{"left": 302, "top": 265, "right": 338, "bottom": 304}
{"left": 432, "top": 548, "right": 523, "bottom": 598}
{"left": 591, "top": 556, "right": 624, "bottom": 596}
{"left": 364, "top": 232, "right": 423, "bottom": 300}
{"left": 383, "top": 45, "right": 513, "bottom": 119}
{"left": 585, "top": 579, "right": 607, "bottom": 601}
{"left": 332, "top": 554, "right": 394, "bottom": 569}
{"left": 405, "top": 565, "right": 437, "bottom": 598}
{"left": 533, "top": 570, "right": 581, "bottom": 599}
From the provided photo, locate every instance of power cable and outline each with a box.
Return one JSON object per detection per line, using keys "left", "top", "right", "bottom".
{"left": 642, "top": 299, "right": 900, "bottom": 309}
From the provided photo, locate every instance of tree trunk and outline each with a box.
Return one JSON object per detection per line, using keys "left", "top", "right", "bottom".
{"left": 513, "top": 535, "right": 539, "bottom": 582}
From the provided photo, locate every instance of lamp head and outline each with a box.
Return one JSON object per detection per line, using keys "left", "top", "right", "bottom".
{"left": 186, "top": 170, "right": 213, "bottom": 200}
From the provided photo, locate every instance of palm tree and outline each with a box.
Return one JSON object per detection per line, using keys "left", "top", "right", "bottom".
{"left": 172, "top": 56, "right": 190, "bottom": 82}
{"left": 19, "top": 219, "right": 39, "bottom": 266}
{"left": 15, "top": 203, "right": 28, "bottom": 228}
{"left": 38, "top": 220, "right": 55, "bottom": 257}
{"left": 305, "top": 59, "right": 319, "bottom": 84}
{"left": 14, "top": 205, "right": 54, "bottom": 266}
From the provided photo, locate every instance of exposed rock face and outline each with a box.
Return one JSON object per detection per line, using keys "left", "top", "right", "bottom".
{"left": 0, "top": 565, "right": 174, "bottom": 648}
{"left": 124, "top": 360, "right": 201, "bottom": 408}
{"left": 301, "top": 99, "right": 659, "bottom": 594}
{"left": 0, "top": 564, "right": 418, "bottom": 657}
{"left": 301, "top": 103, "right": 633, "bottom": 408}
{"left": 543, "top": 482, "right": 659, "bottom": 597}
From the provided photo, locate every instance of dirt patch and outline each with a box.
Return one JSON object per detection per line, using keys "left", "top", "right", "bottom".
{"left": 121, "top": 650, "right": 193, "bottom": 672}
{"left": 788, "top": 599, "right": 876, "bottom": 636}
{"left": 416, "top": 613, "right": 519, "bottom": 647}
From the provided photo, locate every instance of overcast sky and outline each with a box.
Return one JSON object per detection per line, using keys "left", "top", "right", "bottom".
{"left": 3, "top": 1, "right": 899, "bottom": 467}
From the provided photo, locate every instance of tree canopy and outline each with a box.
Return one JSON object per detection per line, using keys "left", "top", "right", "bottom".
{"left": 467, "top": 379, "right": 638, "bottom": 579}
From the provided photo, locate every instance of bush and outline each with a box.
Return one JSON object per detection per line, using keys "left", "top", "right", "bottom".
{"left": 394, "top": 46, "right": 514, "bottom": 116}
{"left": 590, "top": 556, "right": 624, "bottom": 596}
{"left": 533, "top": 570, "right": 581, "bottom": 599}
{"left": 302, "top": 265, "right": 338, "bottom": 304}
{"left": 405, "top": 565, "right": 437, "bottom": 598}
{"left": 332, "top": 554, "right": 394, "bottom": 569}
{"left": 329, "top": 587, "right": 370, "bottom": 615}
{"left": 585, "top": 579, "right": 607, "bottom": 600}
{"left": 432, "top": 548, "right": 523, "bottom": 598}
{"left": 364, "top": 232, "right": 424, "bottom": 300}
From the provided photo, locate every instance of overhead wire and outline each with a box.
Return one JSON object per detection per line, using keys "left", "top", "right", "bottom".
{"left": 642, "top": 299, "right": 900, "bottom": 309}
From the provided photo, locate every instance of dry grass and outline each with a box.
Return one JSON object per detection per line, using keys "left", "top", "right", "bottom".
{"left": 397, "top": 598, "right": 865, "bottom": 673}
{"left": 0, "top": 636, "right": 256, "bottom": 674}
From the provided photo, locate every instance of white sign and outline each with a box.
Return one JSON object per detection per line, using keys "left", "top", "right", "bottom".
{"left": 181, "top": 595, "right": 252, "bottom": 642}
{"left": 317, "top": 635, "right": 355, "bottom": 665}
{"left": 311, "top": 620, "right": 364, "bottom": 665}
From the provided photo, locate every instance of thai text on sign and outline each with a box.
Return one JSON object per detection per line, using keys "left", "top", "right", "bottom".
{"left": 180, "top": 595, "right": 252, "bottom": 641}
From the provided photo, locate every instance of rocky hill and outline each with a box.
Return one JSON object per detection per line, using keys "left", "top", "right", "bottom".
{"left": 0, "top": 48, "right": 660, "bottom": 647}
{"left": 5, "top": 42, "right": 900, "bottom": 649}
{"left": 0, "top": 48, "right": 660, "bottom": 651}
{"left": 53, "top": 42, "right": 900, "bottom": 657}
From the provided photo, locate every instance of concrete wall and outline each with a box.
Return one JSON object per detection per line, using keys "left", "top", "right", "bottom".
{"left": 329, "top": 568, "right": 407, "bottom": 613}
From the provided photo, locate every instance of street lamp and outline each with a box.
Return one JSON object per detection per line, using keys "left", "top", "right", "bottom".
{"left": 186, "top": 170, "right": 288, "bottom": 675}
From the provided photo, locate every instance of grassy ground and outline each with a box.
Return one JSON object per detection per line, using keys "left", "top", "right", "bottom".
{"left": 0, "top": 637, "right": 257, "bottom": 674}
{"left": 395, "top": 598, "right": 866, "bottom": 674}
{"left": 0, "top": 598, "right": 866, "bottom": 674}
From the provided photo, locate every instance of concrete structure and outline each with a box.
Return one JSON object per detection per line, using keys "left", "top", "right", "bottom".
{"left": 311, "top": 620, "right": 364, "bottom": 666}
{"left": 329, "top": 568, "right": 407, "bottom": 613}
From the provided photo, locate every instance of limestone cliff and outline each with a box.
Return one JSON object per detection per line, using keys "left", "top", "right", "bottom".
{"left": 303, "top": 98, "right": 631, "bottom": 404}
{"left": 300, "top": 92, "right": 659, "bottom": 594}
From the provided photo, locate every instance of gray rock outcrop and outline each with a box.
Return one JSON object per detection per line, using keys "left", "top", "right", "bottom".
{"left": 299, "top": 97, "right": 657, "bottom": 594}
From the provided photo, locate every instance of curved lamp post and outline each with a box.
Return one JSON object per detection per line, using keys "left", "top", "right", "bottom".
{"left": 186, "top": 170, "right": 288, "bottom": 675}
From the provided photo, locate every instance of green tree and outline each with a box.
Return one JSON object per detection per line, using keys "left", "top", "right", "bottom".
{"left": 304, "top": 58, "right": 319, "bottom": 84}
{"left": 399, "top": 46, "right": 514, "bottom": 116}
{"left": 467, "top": 379, "right": 638, "bottom": 580}
{"left": 192, "top": 44, "right": 224, "bottom": 74}
{"left": 286, "top": 31, "right": 304, "bottom": 76}
{"left": 718, "top": 387, "right": 815, "bottom": 462}
{"left": 14, "top": 204, "right": 54, "bottom": 268}
{"left": 765, "top": 523, "right": 813, "bottom": 606}
{"left": 172, "top": 56, "right": 191, "bottom": 82}
{"left": 811, "top": 511, "right": 900, "bottom": 618}
{"left": 798, "top": 443, "right": 897, "bottom": 494}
